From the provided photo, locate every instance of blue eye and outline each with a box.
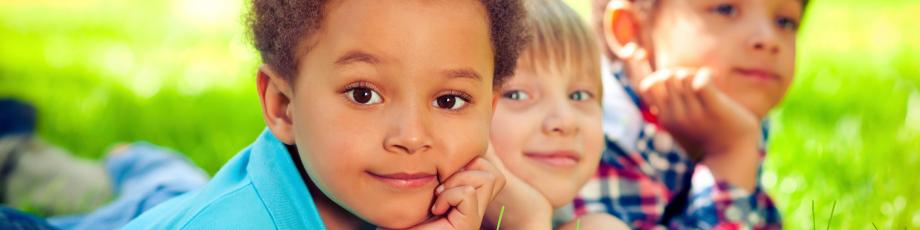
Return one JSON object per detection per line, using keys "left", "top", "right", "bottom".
{"left": 712, "top": 4, "right": 738, "bottom": 17}
{"left": 777, "top": 17, "right": 799, "bottom": 31}
{"left": 502, "top": 90, "right": 530, "bottom": 101}
{"left": 569, "top": 90, "right": 593, "bottom": 101}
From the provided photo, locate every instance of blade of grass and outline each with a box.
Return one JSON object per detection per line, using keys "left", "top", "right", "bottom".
{"left": 496, "top": 205, "right": 505, "bottom": 230}
{"left": 813, "top": 200, "right": 817, "bottom": 230}
{"left": 826, "top": 201, "right": 837, "bottom": 230}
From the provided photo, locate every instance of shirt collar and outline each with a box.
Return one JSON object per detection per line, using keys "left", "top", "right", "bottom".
{"left": 248, "top": 129, "right": 326, "bottom": 229}
{"left": 613, "top": 66, "right": 661, "bottom": 126}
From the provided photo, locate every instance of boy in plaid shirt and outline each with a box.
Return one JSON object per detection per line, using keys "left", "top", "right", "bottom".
{"left": 569, "top": 0, "right": 807, "bottom": 228}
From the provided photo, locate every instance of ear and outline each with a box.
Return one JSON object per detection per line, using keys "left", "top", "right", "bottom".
{"left": 257, "top": 65, "right": 296, "bottom": 144}
{"left": 604, "top": 1, "right": 644, "bottom": 60}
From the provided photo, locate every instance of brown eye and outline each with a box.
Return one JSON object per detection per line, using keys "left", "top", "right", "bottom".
{"left": 433, "top": 95, "right": 469, "bottom": 110}
{"left": 345, "top": 87, "right": 382, "bottom": 105}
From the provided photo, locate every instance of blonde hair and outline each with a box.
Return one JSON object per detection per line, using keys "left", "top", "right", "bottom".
{"left": 517, "top": 0, "right": 601, "bottom": 97}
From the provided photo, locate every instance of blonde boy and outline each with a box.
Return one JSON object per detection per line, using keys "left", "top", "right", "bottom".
{"left": 482, "top": 0, "right": 627, "bottom": 229}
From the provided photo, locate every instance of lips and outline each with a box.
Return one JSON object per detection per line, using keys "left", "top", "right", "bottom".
{"left": 524, "top": 150, "right": 580, "bottom": 168}
{"left": 367, "top": 171, "right": 437, "bottom": 190}
{"left": 733, "top": 67, "right": 780, "bottom": 82}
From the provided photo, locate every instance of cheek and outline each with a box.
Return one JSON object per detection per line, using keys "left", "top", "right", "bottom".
{"left": 781, "top": 46, "right": 796, "bottom": 85}
{"left": 583, "top": 111, "right": 605, "bottom": 155}
{"left": 293, "top": 89, "right": 377, "bottom": 168}
{"left": 577, "top": 108, "right": 605, "bottom": 178}
{"left": 290, "top": 88, "right": 382, "bottom": 209}
{"left": 490, "top": 105, "right": 539, "bottom": 161}
{"left": 651, "top": 22, "right": 728, "bottom": 71}
{"left": 437, "top": 108, "right": 493, "bottom": 175}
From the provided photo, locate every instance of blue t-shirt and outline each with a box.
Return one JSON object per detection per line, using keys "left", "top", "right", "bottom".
{"left": 122, "top": 129, "right": 326, "bottom": 229}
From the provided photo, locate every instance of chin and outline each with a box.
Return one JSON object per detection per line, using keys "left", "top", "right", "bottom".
{"left": 540, "top": 181, "right": 580, "bottom": 208}
{"left": 361, "top": 197, "right": 432, "bottom": 228}
{"left": 550, "top": 191, "right": 580, "bottom": 208}
{"left": 369, "top": 212, "right": 429, "bottom": 229}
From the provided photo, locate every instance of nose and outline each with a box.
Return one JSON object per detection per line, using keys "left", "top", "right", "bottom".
{"left": 541, "top": 97, "right": 579, "bottom": 137}
{"left": 747, "top": 21, "right": 782, "bottom": 55}
{"left": 383, "top": 101, "right": 433, "bottom": 155}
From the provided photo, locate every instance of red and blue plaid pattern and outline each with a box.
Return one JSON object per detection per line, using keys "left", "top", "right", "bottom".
{"left": 569, "top": 71, "right": 781, "bottom": 229}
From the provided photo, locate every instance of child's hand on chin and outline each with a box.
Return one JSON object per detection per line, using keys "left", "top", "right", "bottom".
{"left": 481, "top": 143, "right": 554, "bottom": 230}
{"left": 637, "top": 67, "right": 761, "bottom": 191}
{"left": 382, "top": 157, "right": 505, "bottom": 230}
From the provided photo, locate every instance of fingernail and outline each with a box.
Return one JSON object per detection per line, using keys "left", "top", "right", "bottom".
{"left": 435, "top": 185, "right": 445, "bottom": 194}
{"left": 621, "top": 43, "right": 636, "bottom": 57}
{"left": 676, "top": 69, "right": 691, "bottom": 78}
{"left": 694, "top": 72, "right": 711, "bottom": 90}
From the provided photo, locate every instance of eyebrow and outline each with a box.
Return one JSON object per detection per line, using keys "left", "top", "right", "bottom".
{"left": 335, "top": 50, "right": 482, "bottom": 81}
{"left": 334, "top": 51, "right": 380, "bottom": 66}
{"left": 442, "top": 68, "right": 483, "bottom": 82}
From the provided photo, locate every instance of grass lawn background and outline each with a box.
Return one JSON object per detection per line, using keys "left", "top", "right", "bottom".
{"left": 2, "top": 0, "right": 918, "bottom": 228}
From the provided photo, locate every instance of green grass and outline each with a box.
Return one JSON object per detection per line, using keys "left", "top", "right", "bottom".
{"left": 2, "top": 0, "right": 918, "bottom": 228}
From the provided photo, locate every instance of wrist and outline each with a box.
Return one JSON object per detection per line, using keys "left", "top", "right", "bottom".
{"left": 702, "top": 130, "right": 759, "bottom": 157}
{"left": 700, "top": 137, "right": 761, "bottom": 191}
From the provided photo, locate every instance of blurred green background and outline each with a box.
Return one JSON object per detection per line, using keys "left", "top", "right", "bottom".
{"left": 1, "top": 0, "right": 918, "bottom": 228}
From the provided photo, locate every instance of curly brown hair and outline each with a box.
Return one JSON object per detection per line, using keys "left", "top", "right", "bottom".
{"left": 247, "top": 0, "right": 530, "bottom": 87}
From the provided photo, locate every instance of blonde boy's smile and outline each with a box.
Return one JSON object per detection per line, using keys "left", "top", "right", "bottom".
{"left": 523, "top": 150, "right": 581, "bottom": 168}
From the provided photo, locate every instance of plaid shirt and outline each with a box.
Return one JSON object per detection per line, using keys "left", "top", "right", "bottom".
{"left": 569, "top": 70, "right": 781, "bottom": 229}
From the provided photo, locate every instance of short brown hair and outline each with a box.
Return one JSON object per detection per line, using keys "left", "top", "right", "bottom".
{"left": 247, "top": 0, "right": 531, "bottom": 87}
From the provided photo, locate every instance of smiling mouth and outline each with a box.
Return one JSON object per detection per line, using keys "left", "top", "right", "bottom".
{"left": 734, "top": 67, "right": 780, "bottom": 82}
{"left": 524, "top": 151, "right": 580, "bottom": 168}
{"left": 367, "top": 171, "right": 437, "bottom": 190}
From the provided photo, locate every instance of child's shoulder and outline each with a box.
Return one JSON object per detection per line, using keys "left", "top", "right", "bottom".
{"left": 124, "top": 130, "right": 324, "bottom": 229}
{"left": 122, "top": 149, "right": 273, "bottom": 229}
{"left": 123, "top": 183, "right": 273, "bottom": 229}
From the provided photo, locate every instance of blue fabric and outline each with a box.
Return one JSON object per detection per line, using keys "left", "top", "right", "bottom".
{"left": 47, "top": 143, "right": 208, "bottom": 230}
{"left": 0, "top": 205, "right": 56, "bottom": 230}
{"left": 121, "top": 129, "right": 326, "bottom": 229}
{"left": 0, "top": 98, "right": 36, "bottom": 138}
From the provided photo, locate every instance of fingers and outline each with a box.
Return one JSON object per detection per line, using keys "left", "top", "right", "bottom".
{"left": 639, "top": 68, "right": 698, "bottom": 124}
{"left": 463, "top": 157, "right": 505, "bottom": 200}
{"left": 681, "top": 69, "right": 704, "bottom": 122}
{"left": 437, "top": 158, "right": 504, "bottom": 216}
{"left": 621, "top": 43, "right": 654, "bottom": 79}
{"left": 638, "top": 69, "right": 672, "bottom": 115}
{"left": 691, "top": 68, "right": 733, "bottom": 116}
{"left": 662, "top": 69, "right": 692, "bottom": 124}
{"left": 431, "top": 185, "right": 475, "bottom": 216}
